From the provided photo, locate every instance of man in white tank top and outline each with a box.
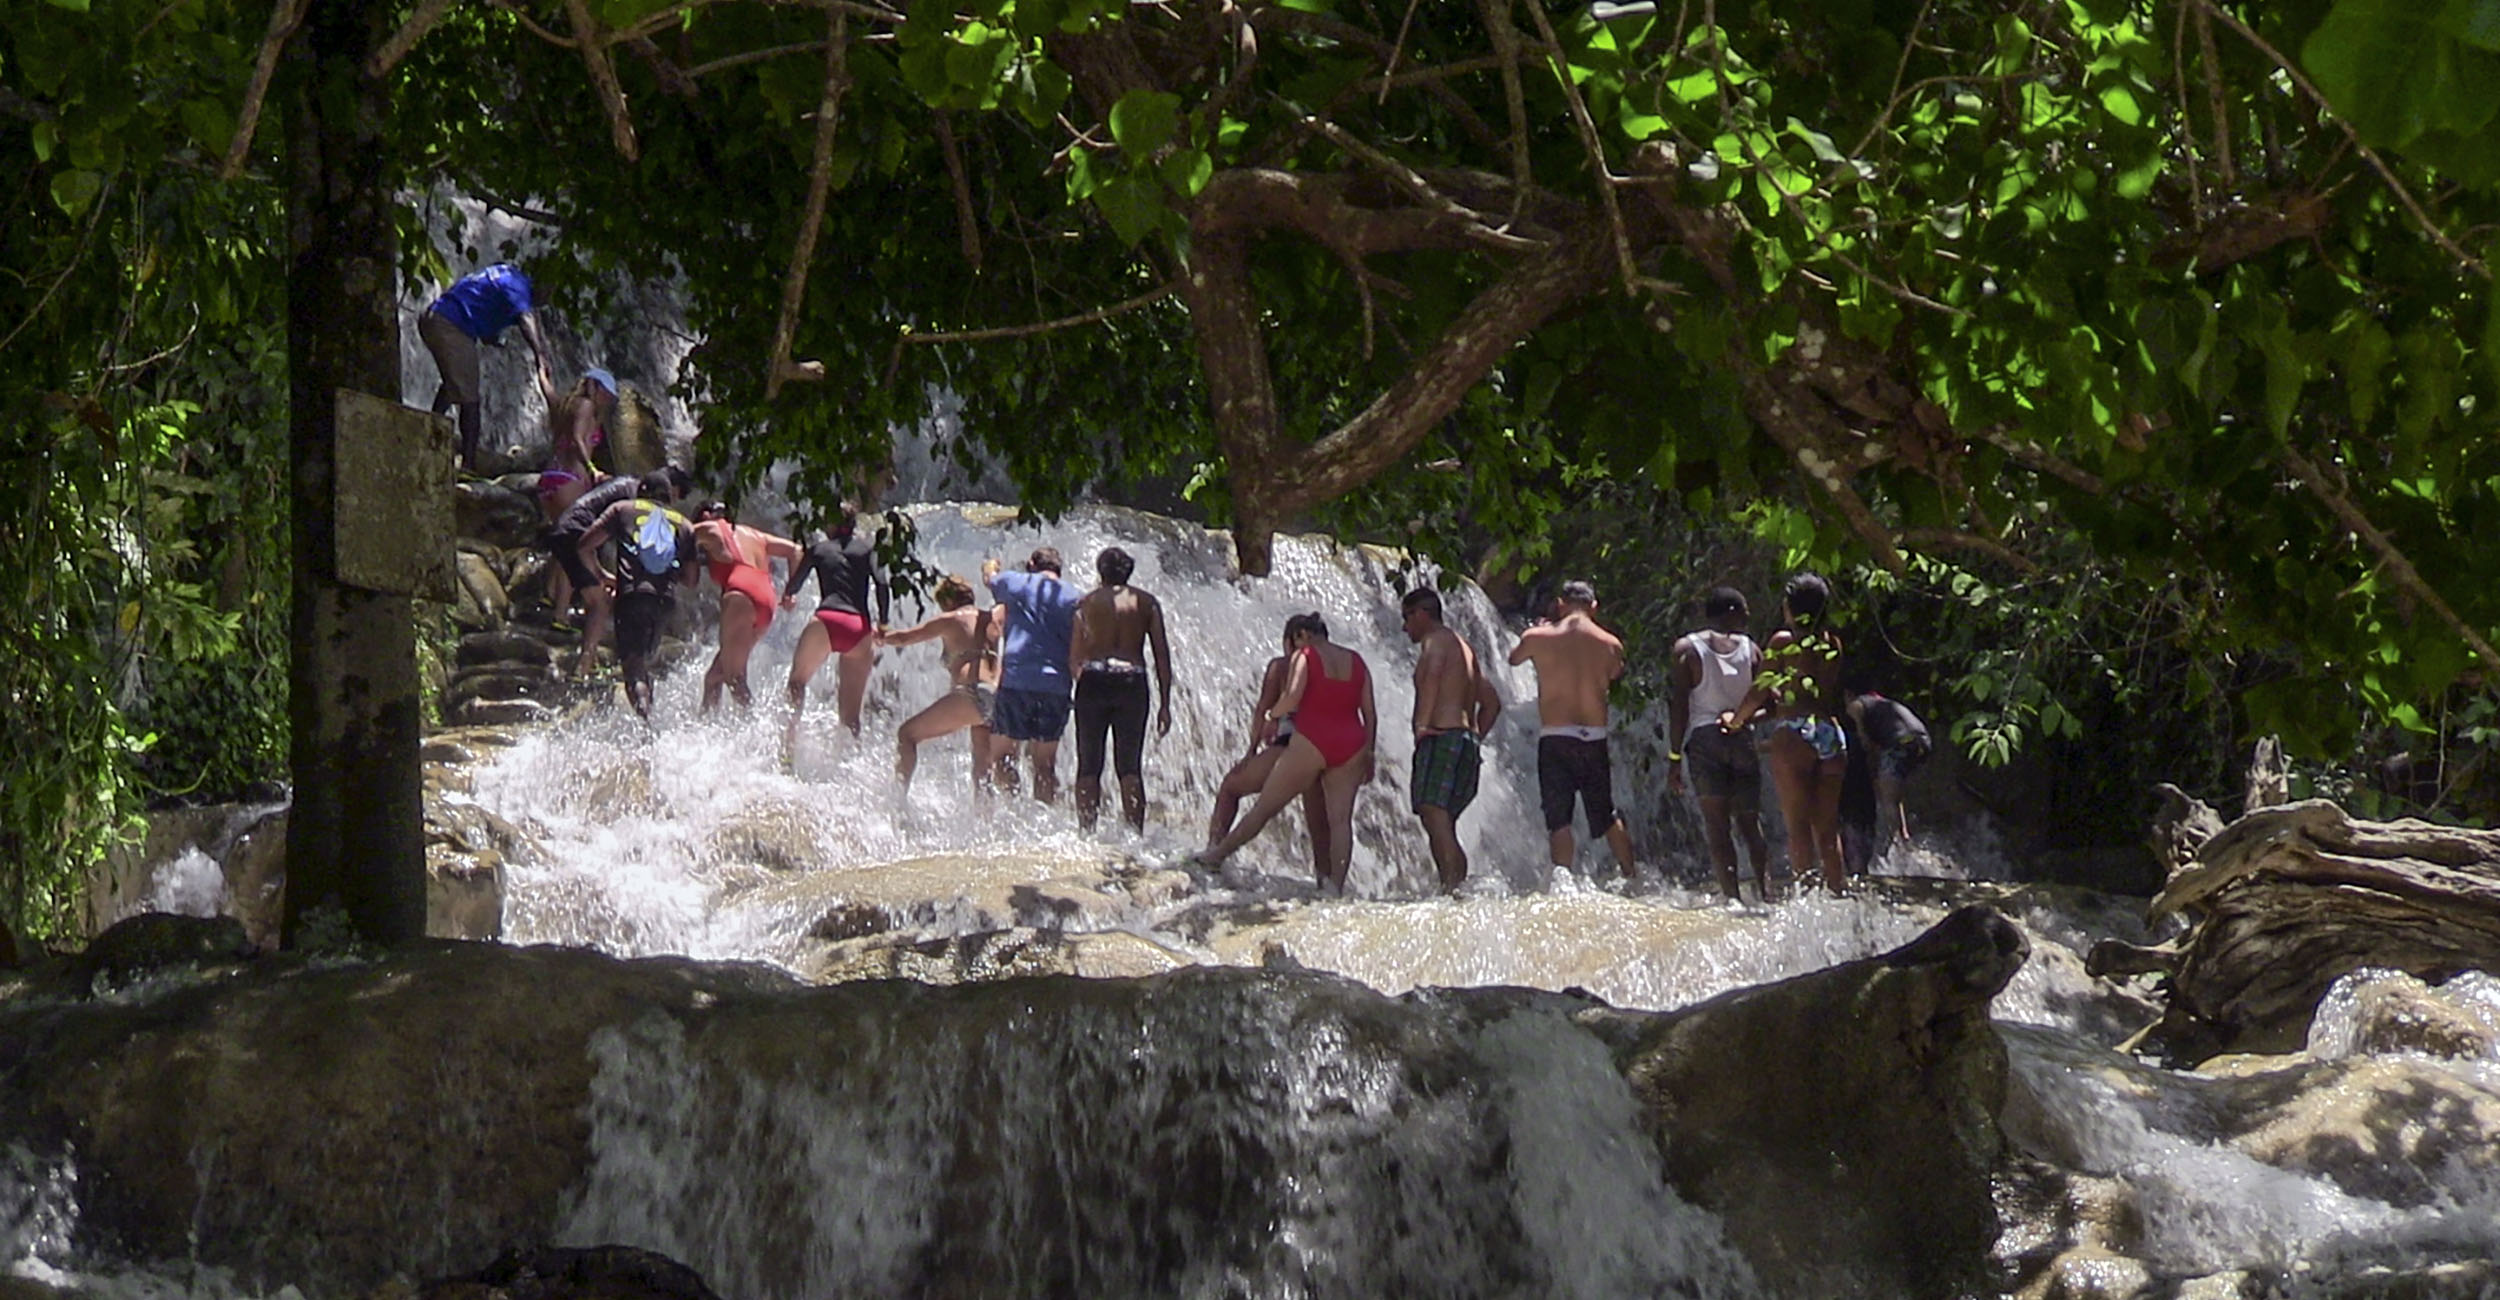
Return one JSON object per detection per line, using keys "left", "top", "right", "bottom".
{"left": 1668, "top": 587, "right": 1774, "bottom": 899}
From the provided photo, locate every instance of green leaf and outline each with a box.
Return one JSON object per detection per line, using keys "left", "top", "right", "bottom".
{"left": 48, "top": 169, "right": 103, "bottom": 218}
{"left": 1158, "top": 146, "right": 1212, "bottom": 197}
{"left": 1093, "top": 172, "right": 1165, "bottom": 245}
{"left": 1109, "top": 89, "right": 1182, "bottom": 157}
{"left": 2437, "top": 0, "right": 2500, "bottom": 49}
{"left": 31, "top": 121, "right": 55, "bottom": 163}
{"left": 2097, "top": 84, "right": 2142, "bottom": 126}
{"left": 43, "top": 0, "right": 88, "bottom": 11}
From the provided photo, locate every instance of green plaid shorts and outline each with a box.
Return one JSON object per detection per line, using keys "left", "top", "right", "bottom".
{"left": 1410, "top": 729, "right": 1482, "bottom": 816}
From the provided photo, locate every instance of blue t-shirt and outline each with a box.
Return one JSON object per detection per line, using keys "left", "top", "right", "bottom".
{"left": 989, "top": 569, "right": 1079, "bottom": 694}
{"left": 430, "top": 264, "right": 535, "bottom": 342}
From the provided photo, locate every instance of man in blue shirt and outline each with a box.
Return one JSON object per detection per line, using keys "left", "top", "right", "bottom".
{"left": 419, "top": 262, "right": 554, "bottom": 471}
{"left": 983, "top": 547, "right": 1081, "bottom": 804}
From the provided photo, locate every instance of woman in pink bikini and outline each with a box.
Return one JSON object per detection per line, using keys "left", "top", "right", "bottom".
{"left": 691, "top": 501, "right": 800, "bottom": 712}
{"left": 1195, "top": 613, "right": 1375, "bottom": 894}
{"left": 534, "top": 369, "right": 618, "bottom": 619}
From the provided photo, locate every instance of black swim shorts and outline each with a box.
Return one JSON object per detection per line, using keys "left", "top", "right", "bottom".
{"left": 1073, "top": 670, "right": 1151, "bottom": 779}
{"left": 1682, "top": 726, "right": 1761, "bottom": 807}
{"left": 991, "top": 685, "right": 1072, "bottom": 743}
{"left": 1537, "top": 734, "right": 1619, "bottom": 833}
{"left": 613, "top": 591, "right": 670, "bottom": 665}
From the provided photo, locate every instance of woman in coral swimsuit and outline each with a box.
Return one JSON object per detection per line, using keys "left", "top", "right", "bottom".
{"left": 691, "top": 502, "right": 800, "bottom": 712}
{"left": 1196, "top": 613, "right": 1375, "bottom": 894}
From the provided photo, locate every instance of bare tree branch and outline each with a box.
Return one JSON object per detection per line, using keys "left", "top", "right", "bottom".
{"left": 2282, "top": 447, "right": 2500, "bottom": 677}
{"left": 1980, "top": 428, "right": 2107, "bottom": 495}
{"left": 564, "top": 0, "right": 641, "bottom": 160}
{"left": 486, "top": 0, "right": 575, "bottom": 48}
{"left": 220, "top": 0, "right": 312, "bottom": 179}
{"left": 897, "top": 284, "right": 1173, "bottom": 348}
{"left": 1898, "top": 528, "right": 2040, "bottom": 574}
{"left": 767, "top": 9, "right": 851, "bottom": 400}
{"left": 688, "top": 40, "right": 826, "bottom": 78}
{"left": 1477, "top": 0, "right": 1533, "bottom": 230}
{"left": 933, "top": 110, "right": 983, "bottom": 272}
{"left": 1295, "top": 113, "right": 1547, "bottom": 253}
{"left": 368, "top": 0, "right": 456, "bottom": 76}
{"left": 1514, "top": 0, "right": 1643, "bottom": 297}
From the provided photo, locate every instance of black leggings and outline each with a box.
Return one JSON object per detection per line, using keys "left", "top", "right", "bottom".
{"left": 1073, "top": 671, "right": 1151, "bottom": 780}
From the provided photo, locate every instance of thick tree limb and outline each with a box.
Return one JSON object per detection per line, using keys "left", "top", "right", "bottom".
{"left": 1294, "top": 114, "right": 1546, "bottom": 253}
{"left": 1980, "top": 428, "right": 2107, "bottom": 495}
{"left": 220, "top": 0, "right": 313, "bottom": 179}
{"left": 2281, "top": 447, "right": 2500, "bottom": 677}
{"left": 563, "top": 0, "right": 640, "bottom": 160}
{"left": 766, "top": 10, "right": 851, "bottom": 400}
{"left": 367, "top": 0, "right": 455, "bottom": 76}
{"left": 1196, "top": 167, "right": 1549, "bottom": 256}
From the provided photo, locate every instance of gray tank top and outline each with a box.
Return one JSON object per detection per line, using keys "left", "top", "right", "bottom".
{"left": 1681, "top": 631, "right": 1760, "bottom": 733}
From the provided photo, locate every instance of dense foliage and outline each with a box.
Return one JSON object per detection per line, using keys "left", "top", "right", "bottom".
{"left": 10, "top": 0, "right": 2500, "bottom": 932}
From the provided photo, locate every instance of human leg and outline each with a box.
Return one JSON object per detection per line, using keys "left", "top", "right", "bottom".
{"left": 1203, "top": 736, "right": 1326, "bottom": 862}
{"left": 897, "top": 691, "right": 979, "bottom": 788}
{"left": 1071, "top": 674, "right": 1115, "bottom": 830}
{"left": 1764, "top": 727, "right": 1819, "bottom": 891}
{"left": 1418, "top": 806, "right": 1466, "bottom": 892}
{"left": 703, "top": 590, "right": 758, "bottom": 712}
{"left": 1030, "top": 739, "right": 1061, "bottom": 805}
{"left": 1317, "top": 758, "right": 1364, "bottom": 895}
{"left": 1808, "top": 753, "right": 1850, "bottom": 892}
{"left": 613, "top": 594, "right": 667, "bottom": 719}
{"left": 1536, "top": 736, "right": 1579, "bottom": 870}
{"left": 1209, "top": 746, "right": 1284, "bottom": 845}
{"left": 1108, "top": 676, "right": 1152, "bottom": 832}
{"left": 834, "top": 640, "right": 875, "bottom": 736}
{"left": 1697, "top": 796, "right": 1741, "bottom": 898}
{"left": 786, "top": 618, "right": 832, "bottom": 712}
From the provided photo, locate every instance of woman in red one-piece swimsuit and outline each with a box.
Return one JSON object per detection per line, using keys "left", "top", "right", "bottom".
{"left": 1196, "top": 613, "right": 1375, "bottom": 894}
{"left": 692, "top": 502, "right": 800, "bottom": 712}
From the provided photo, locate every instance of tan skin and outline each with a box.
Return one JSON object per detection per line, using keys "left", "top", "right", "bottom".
{"left": 535, "top": 381, "right": 614, "bottom": 619}
{"left": 1208, "top": 634, "right": 1332, "bottom": 873}
{"left": 887, "top": 590, "right": 1004, "bottom": 792}
{"left": 1507, "top": 599, "right": 1636, "bottom": 875}
{"left": 1403, "top": 605, "right": 1502, "bottom": 892}
{"left": 786, "top": 528, "right": 881, "bottom": 739}
{"left": 1668, "top": 610, "right": 1775, "bottom": 900}
{"left": 1197, "top": 630, "right": 1376, "bottom": 895}
{"left": 692, "top": 514, "right": 800, "bottom": 712}
{"left": 1066, "top": 576, "right": 1175, "bottom": 833}
{"left": 1729, "top": 597, "right": 1847, "bottom": 893}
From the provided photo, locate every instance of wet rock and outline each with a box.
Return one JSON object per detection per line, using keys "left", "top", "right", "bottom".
{"left": 457, "top": 698, "right": 557, "bottom": 728}
{"left": 418, "top": 1244, "right": 723, "bottom": 1300}
{"left": 2328, "top": 970, "right": 2500, "bottom": 1061}
{"left": 506, "top": 550, "right": 554, "bottom": 609}
{"left": 426, "top": 762, "right": 476, "bottom": 798}
{"left": 427, "top": 845, "right": 505, "bottom": 941}
{"left": 428, "top": 726, "right": 525, "bottom": 751}
{"left": 1601, "top": 905, "right": 2027, "bottom": 1300}
{"left": 607, "top": 388, "right": 667, "bottom": 476}
{"left": 452, "top": 551, "right": 511, "bottom": 631}
{"left": 2142, "top": 801, "right": 2500, "bottom": 1061}
{"left": 66, "top": 912, "right": 254, "bottom": 991}
{"left": 223, "top": 810, "right": 288, "bottom": 950}
{"left": 706, "top": 800, "right": 823, "bottom": 873}
{"left": 2221, "top": 1055, "right": 2500, "bottom": 1208}
{"left": 2033, "top": 1248, "right": 2155, "bottom": 1300}
{"left": 444, "top": 665, "right": 560, "bottom": 719}
{"left": 458, "top": 630, "right": 555, "bottom": 669}
{"left": 456, "top": 480, "right": 544, "bottom": 549}
{"left": 423, "top": 738, "right": 480, "bottom": 765}
{"left": 801, "top": 927, "right": 1194, "bottom": 985}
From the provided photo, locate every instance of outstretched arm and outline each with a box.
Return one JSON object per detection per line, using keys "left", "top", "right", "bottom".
{"left": 1066, "top": 600, "right": 1094, "bottom": 684}
{"left": 780, "top": 550, "right": 815, "bottom": 605}
{"left": 520, "top": 311, "right": 554, "bottom": 402}
{"left": 1506, "top": 628, "right": 1536, "bottom": 667}
{"left": 881, "top": 614, "right": 952, "bottom": 648}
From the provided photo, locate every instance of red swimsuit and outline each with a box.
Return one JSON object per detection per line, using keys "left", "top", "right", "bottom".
{"left": 1293, "top": 645, "right": 1370, "bottom": 767}
{"left": 703, "top": 524, "right": 778, "bottom": 634}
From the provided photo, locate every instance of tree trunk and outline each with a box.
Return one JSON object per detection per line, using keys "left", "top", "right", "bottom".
{"left": 282, "top": 0, "right": 425, "bottom": 945}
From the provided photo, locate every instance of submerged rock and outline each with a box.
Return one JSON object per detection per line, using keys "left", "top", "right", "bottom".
{"left": 417, "top": 1244, "right": 723, "bottom": 1300}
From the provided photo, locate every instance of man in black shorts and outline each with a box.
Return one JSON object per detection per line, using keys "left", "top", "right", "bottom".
{"left": 1065, "top": 546, "right": 1174, "bottom": 833}
{"left": 1507, "top": 581, "right": 1637, "bottom": 880}
{"left": 1669, "top": 587, "right": 1774, "bottom": 899}
{"left": 545, "top": 467, "right": 687, "bottom": 678}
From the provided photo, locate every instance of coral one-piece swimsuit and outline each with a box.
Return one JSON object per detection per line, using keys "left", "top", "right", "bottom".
{"left": 1294, "top": 645, "right": 1369, "bottom": 767}
{"left": 705, "top": 525, "right": 778, "bottom": 634}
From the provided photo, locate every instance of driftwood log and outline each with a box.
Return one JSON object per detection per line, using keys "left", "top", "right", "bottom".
{"left": 2136, "top": 799, "right": 2500, "bottom": 1063}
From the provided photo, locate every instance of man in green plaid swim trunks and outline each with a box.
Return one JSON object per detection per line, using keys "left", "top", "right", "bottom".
{"left": 1403, "top": 587, "right": 1502, "bottom": 892}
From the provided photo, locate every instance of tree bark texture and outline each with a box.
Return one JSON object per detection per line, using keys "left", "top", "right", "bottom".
{"left": 2141, "top": 800, "right": 2500, "bottom": 1063}
{"left": 284, "top": 0, "right": 426, "bottom": 945}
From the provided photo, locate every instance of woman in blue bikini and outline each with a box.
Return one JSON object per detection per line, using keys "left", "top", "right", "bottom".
{"left": 1726, "top": 573, "right": 1848, "bottom": 894}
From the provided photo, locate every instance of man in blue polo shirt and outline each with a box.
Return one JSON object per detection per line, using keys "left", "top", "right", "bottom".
{"left": 983, "top": 547, "right": 1081, "bottom": 804}
{"left": 419, "top": 262, "right": 554, "bottom": 471}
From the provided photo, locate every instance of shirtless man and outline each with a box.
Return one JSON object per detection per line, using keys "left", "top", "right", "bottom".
{"left": 884, "top": 574, "right": 1002, "bottom": 794}
{"left": 1066, "top": 546, "right": 1174, "bottom": 833}
{"left": 1669, "top": 586, "right": 1773, "bottom": 899}
{"left": 1507, "top": 580, "right": 1636, "bottom": 879}
{"left": 1402, "top": 588, "right": 1501, "bottom": 891}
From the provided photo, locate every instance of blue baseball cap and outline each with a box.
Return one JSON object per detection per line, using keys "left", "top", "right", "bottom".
{"left": 583, "top": 367, "right": 617, "bottom": 395}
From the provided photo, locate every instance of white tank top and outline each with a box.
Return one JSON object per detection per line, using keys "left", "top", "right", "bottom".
{"left": 1680, "top": 631, "right": 1760, "bottom": 733}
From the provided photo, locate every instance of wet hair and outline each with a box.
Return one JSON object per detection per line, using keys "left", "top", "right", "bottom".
{"left": 830, "top": 501, "right": 859, "bottom": 537}
{"left": 1559, "top": 579, "right": 1598, "bottom": 608}
{"left": 637, "top": 470, "right": 676, "bottom": 500}
{"left": 1703, "top": 586, "right": 1748, "bottom": 619}
{"left": 1401, "top": 587, "right": 1444, "bottom": 620}
{"left": 1029, "top": 546, "right": 1063, "bottom": 575}
{"left": 1783, "top": 572, "right": 1832, "bottom": 627}
{"left": 694, "top": 499, "right": 731, "bottom": 522}
{"left": 935, "top": 574, "right": 975, "bottom": 610}
{"left": 1285, "top": 612, "right": 1329, "bottom": 642}
{"left": 1096, "top": 546, "right": 1134, "bottom": 586}
{"left": 664, "top": 465, "right": 696, "bottom": 498}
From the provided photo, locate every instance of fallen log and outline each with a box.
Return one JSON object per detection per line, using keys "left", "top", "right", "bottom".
{"left": 2139, "top": 800, "right": 2500, "bottom": 1062}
